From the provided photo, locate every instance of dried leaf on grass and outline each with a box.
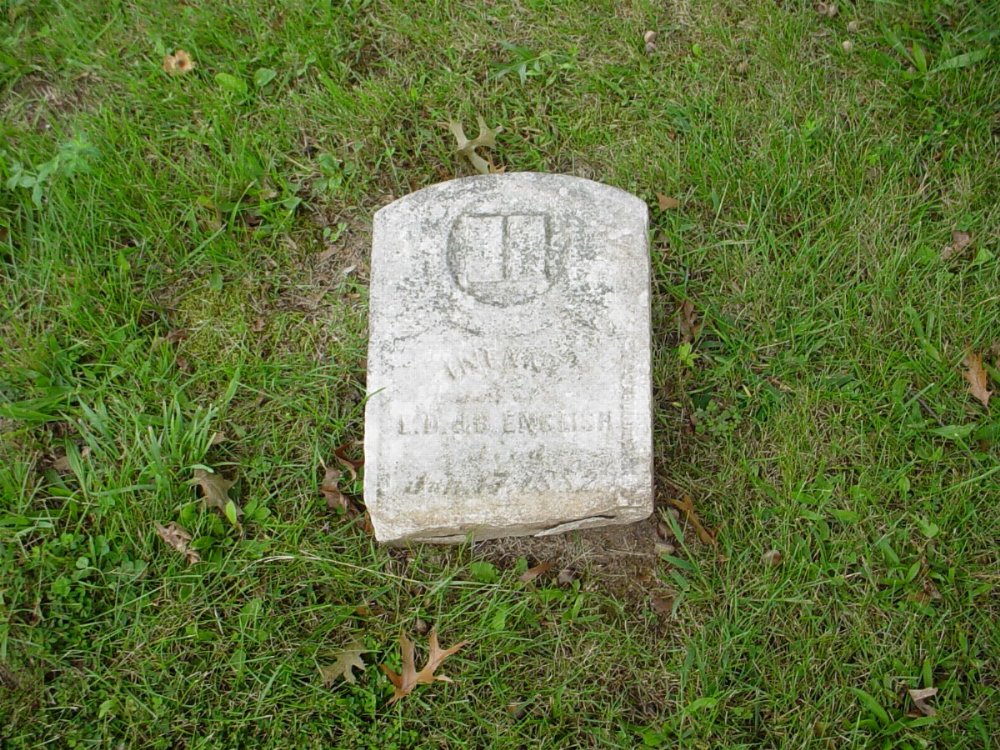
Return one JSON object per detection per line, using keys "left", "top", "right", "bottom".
{"left": 190, "top": 468, "right": 241, "bottom": 514}
{"left": 678, "top": 299, "right": 703, "bottom": 343}
{"left": 506, "top": 699, "right": 532, "bottom": 718}
{"left": 909, "top": 578, "right": 942, "bottom": 605}
{"left": 381, "top": 629, "right": 468, "bottom": 704}
{"left": 155, "top": 522, "right": 200, "bottom": 565}
{"left": 761, "top": 549, "right": 783, "bottom": 567}
{"left": 650, "top": 593, "right": 674, "bottom": 617}
{"left": 334, "top": 443, "right": 364, "bottom": 480}
{"left": 940, "top": 230, "right": 972, "bottom": 260}
{"left": 51, "top": 445, "right": 90, "bottom": 473}
{"left": 907, "top": 686, "right": 938, "bottom": 717}
{"left": 656, "top": 193, "right": 680, "bottom": 210}
{"left": 448, "top": 116, "right": 502, "bottom": 175}
{"left": 320, "top": 639, "right": 367, "bottom": 686}
{"left": 163, "top": 49, "right": 195, "bottom": 75}
{"left": 655, "top": 540, "right": 676, "bottom": 556}
{"left": 668, "top": 494, "right": 717, "bottom": 547}
{"left": 518, "top": 561, "right": 555, "bottom": 583}
{"left": 961, "top": 349, "right": 993, "bottom": 408}
{"left": 320, "top": 450, "right": 370, "bottom": 533}
{"left": 321, "top": 466, "right": 349, "bottom": 512}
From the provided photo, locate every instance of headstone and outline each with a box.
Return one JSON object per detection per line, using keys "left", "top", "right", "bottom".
{"left": 364, "top": 173, "right": 653, "bottom": 543}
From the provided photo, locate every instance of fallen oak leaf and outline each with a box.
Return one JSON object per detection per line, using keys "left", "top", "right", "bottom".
{"left": 678, "top": 299, "right": 703, "bottom": 343}
{"left": 334, "top": 443, "right": 364, "bottom": 481}
{"left": 155, "top": 522, "right": 200, "bottom": 564}
{"left": 189, "top": 468, "right": 241, "bottom": 516}
{"left": 907, "top": 686, "right": 938, "bottom": 717}
{"left": 519, "top": 561, "right": 555, "bottom": 583}
{"left": 941, "top": 230, "right": 972, "bottom": 260}
{"left": 447, "top": 116, "right": 502, "bottom": 175}
{"left": 961, "top": 349, "right": 993, "bottom": 408}
{"left": 668, "top": 494, "right": 717, "bottom": 547}
{"left": 656, "top": 193, "right": 680, "bottom": 210}
{"left": 189, "top": 468, "right": 242, "bottom": 530}
{"left": 320, "top": 461, "right": 370, "bottom": 532}
{"left": 380, "top": 628, "right": 468, "bottom": 704}
{"left": 320, "top": 639, "right": 367, "bottom": 686}
{"left": 320, "top": 466, "right": 349, "bottom": 512}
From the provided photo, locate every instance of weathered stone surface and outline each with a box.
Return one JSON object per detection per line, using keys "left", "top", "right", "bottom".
{"left": 364, "top": 173, "right": 653, "bottom": 543}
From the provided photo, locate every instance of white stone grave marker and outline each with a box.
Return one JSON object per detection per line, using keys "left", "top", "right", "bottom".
{"left": 364, "top": 173, "right": 653, "bottom": 543}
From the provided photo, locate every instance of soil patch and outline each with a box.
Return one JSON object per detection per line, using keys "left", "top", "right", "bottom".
{"left": 476, "top": 512, "right": 663, "bottom": 602}
{"left": 3, "top": 73, "right": 91, "bottom": 132}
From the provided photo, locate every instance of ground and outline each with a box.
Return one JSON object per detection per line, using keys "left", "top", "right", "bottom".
{"left": 1, "top": 0, "right": 998, "bottom": 747}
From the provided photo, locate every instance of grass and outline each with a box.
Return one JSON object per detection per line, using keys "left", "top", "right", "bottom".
{"left": 1, "top": 0, "right": 998, "bottom": 746}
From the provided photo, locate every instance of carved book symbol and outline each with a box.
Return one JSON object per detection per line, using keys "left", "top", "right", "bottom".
{"left": 447, "top": 213, "right": 553, "bottom": 306}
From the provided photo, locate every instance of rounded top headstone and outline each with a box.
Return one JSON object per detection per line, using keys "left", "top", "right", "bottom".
{"left": 365, "top": 173, "right": 653, "bottom": 543}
